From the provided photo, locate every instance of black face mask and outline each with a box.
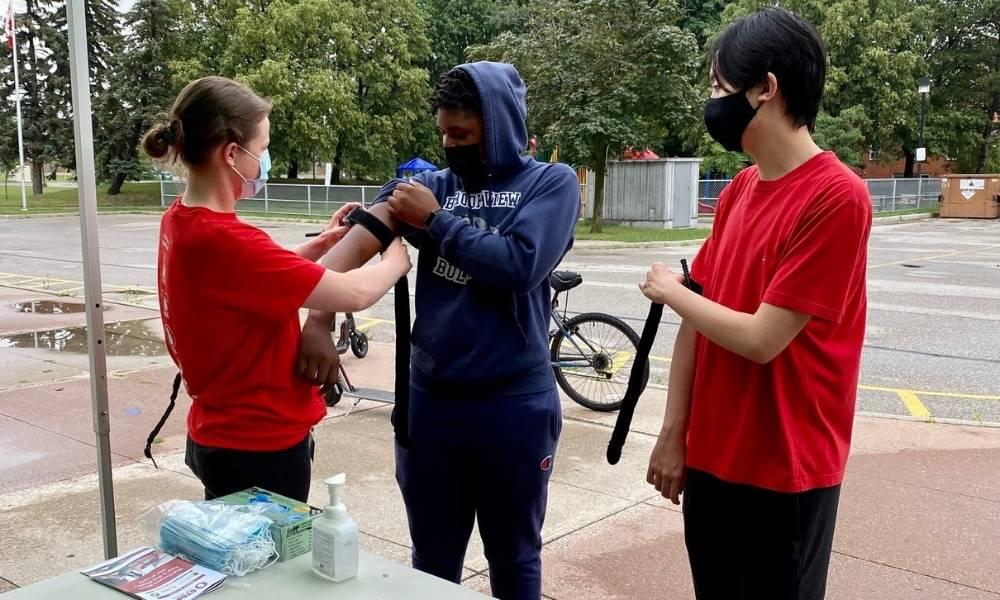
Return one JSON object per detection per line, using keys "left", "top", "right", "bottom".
{"left": 704, "top": 92, "right": 760, "bottom": 152}
{"left": 445, "top": 143, "right": 488, "bottom": 193}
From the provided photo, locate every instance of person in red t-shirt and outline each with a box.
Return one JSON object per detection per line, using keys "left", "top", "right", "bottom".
{"left": 639, "top": 9, "right": 872, "bottom": 599}
{"left": 142, "top": 77, "right": 411, "bottom": 502}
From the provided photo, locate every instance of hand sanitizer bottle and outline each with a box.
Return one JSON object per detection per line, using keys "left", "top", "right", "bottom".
{"left": 312, "top": 473, "right": 359, "bottom": 582}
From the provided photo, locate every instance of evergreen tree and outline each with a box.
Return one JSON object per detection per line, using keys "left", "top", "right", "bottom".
{"left": 97, "top": 0, "right": 179, "bottom": 194}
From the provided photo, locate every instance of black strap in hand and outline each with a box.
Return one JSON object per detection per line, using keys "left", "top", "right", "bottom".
{"left": 346, "top": 207, "right": 395, "bottom": 252}
{"left": 392, "top": 276, "right": 412, "bottom": 447}
{"left": 607, "top": 303, "right": 662, "bottom": 465}
{"left": 144, "top": 372, "right": 182, "bottom": 469}
{"left": 607, "top": 259, "right": 701, "bottom": 465}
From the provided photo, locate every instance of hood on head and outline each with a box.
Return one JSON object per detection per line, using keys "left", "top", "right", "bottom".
{"left": 455, "top": 61, "right": 529, "bottom": 178}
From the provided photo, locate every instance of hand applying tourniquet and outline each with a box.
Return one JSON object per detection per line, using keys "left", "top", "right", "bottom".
{"left": 388, "top": 179, "right": 441, "bottom": 229}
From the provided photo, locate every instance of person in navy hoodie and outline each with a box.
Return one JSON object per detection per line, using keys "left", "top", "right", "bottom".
{"left": 297, "top": 62, "right": 580, "bottom": 599}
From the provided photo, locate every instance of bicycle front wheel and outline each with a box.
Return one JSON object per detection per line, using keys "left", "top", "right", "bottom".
{"left": 550, "top": 312, "right": 648, "bottom": 412}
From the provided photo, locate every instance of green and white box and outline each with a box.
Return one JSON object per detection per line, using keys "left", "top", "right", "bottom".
{"left": 216, "top": 487, "right": 323, "bottom": 562}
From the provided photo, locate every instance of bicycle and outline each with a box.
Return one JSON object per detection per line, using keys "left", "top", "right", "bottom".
{"left": 548, "top": 271, "right": 648, "bottom": 412}
{"left": 324, "top": 272, "right": 649, "bottom": 413}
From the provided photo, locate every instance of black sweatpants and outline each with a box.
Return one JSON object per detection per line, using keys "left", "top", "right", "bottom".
{"left": 683, "top": 468, "right": 841, "bottom": 600}
{"left": 185, "top": 434, "right": 314, "bottom": 502}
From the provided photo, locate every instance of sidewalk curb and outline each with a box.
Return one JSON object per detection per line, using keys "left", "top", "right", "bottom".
{"left": 574, "top": 239, "right": 706, "bottom": 250}
{"left": 871, "top": 212, "right": 937, "bottom": 226}
{"left": 856, "top": 410, "right": 1000, "bottom": 429}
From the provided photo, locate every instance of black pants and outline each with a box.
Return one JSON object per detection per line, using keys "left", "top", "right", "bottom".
{"left": 185, "top": 434, "right": 314, "bottom": 502}
{"left": 683, "top": 468, "right": 841, "bottom": 600}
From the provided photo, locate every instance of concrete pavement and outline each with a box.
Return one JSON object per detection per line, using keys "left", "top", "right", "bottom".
{"left": 2, "top": 213, "right": 1000, "bottom": 598}
{"left": 3, "top": 214, "right": 998, "bottom": 423}
{"left": 1, "top": 311, "right": 998, "bottom": 598}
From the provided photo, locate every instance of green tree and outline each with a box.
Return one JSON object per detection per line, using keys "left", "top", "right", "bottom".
{"left": 472, "top": 0, "right": 701, "bottom": 233}
{"left": 678, "top": 0, "right": 727, "bottom": 50}
{"left": 716, "top": 0, "right": 932, "bottom": 175}
{"left": 921, "top": 0, "right": 999, "bottom": 173}
{"left": 42, "top": 1, "right": 124, "bottom": 173}
{"left": 331, "top": 0, "right": 431, "bottom": 183}
{"left": 97, "top": 0, "right": 182, "bottom": 194}
{"left": 217, "top": 0, "right": 358, "bottom": 180}
{"left": 697, "top": 134, "right": 750, "bottom": 177}
{"left": 813, "top": 105, "right": 869, "bottom": 168}
{"left": 419, "top": 0, "right": 505, "bottom": 86}
{"left": 175, "top": 0, "right": 431, "bottom": 183}
{"left": 1, "top": 0, "right": 68, "bottom": 195}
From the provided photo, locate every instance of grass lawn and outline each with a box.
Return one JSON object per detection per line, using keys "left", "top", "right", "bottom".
{"left": 574, "top": 220, "right": 711, "bottom": 243}
{"left": 0, "top": 181, "right": 161, "bottom": 215}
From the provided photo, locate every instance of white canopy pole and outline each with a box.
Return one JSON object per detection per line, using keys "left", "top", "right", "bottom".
{"left": 9, "top": 0, "right": 28, "bottom": 211}
{"left": 66, "top": 0, "right": 117, "bottom": 559}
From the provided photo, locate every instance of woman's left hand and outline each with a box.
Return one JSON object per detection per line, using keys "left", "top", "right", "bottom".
{"left": 315, "top": 202, "right": 362, "bottom": 249}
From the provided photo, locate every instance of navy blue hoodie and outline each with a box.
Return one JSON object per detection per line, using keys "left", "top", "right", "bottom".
{"left": 374, "top": 61, "right": 579, "bottom": 395}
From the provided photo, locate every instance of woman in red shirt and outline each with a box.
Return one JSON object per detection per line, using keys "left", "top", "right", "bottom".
{"left": 143, "top": 76, "right": 410, "bottom": 502}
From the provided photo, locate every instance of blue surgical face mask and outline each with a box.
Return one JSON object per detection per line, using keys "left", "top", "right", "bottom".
{"left": 233, "top": 146, "right": 270, "bottom": 198}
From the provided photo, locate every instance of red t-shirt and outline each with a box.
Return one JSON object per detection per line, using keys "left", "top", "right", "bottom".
{"left": 157, "top": 199, "right": 327, "bottom": 451}
{"left": 687, "top": 152, "right": 872, "bottom": 493}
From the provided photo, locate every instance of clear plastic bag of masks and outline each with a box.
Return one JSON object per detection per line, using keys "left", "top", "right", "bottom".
{"left": 139, "top": 500, "right": 278, "bottom": 577}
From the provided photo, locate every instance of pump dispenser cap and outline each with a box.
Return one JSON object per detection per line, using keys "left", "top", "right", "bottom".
{"left": 324, "top": 473, "right": 348, "bottom": 522}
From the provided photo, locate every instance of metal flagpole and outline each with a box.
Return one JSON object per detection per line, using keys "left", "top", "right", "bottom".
{"left": 8, "top": 0, "right": 27, "bottom": 211}
{"left": 66, "top": 0, "right": 118, "bottom": 558}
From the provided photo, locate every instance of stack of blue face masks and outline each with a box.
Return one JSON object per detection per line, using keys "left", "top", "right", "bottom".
{"left": 158, "top": 501, "right": 276, "bottom": 576}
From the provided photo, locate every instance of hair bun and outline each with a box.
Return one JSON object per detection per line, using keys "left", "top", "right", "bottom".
{"left": 161, "top": 121, "right": 179, "bottom": 145}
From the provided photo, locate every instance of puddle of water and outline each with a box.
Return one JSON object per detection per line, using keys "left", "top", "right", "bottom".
{"left": 10, "top": 300, "right": 100, "bottom": 314}
{"left": 0, "top": 319, "right": 167, "bottom": 356}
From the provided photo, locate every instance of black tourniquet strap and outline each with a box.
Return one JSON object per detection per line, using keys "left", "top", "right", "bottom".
{"left": 345, "top": 207, "right": 411, "bottom": 447}
{"left": 392, "top": 275, "right": 412, "bottom": 448}
{"left": 145, "top": 372, "right": 183, "bottom": 469}
{"left": 346, "top": 207, "right": 395, "bottom": 252}
{"left": 607, "top": 259, "right": 701, "bottom": 465}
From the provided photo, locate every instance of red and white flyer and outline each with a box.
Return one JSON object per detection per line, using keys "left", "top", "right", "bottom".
{"left": 81, "top": 546, "right": 226, "bottom": 599}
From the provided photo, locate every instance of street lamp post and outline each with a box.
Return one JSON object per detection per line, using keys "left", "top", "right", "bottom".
{"left": 916, "top": 76, "right": 930, "bottom": 177}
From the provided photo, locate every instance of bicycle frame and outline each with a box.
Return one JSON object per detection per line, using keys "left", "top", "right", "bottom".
{"left": 549, "top": 291, "right": 604, "bottom": 369}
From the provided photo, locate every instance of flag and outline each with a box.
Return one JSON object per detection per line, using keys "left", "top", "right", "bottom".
{"left": 4, "top": 6, "right": 13, "bottom": 51}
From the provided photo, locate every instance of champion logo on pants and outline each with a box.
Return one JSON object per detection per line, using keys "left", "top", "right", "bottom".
{"left": 539, "top": 455, "right": 553, "bottom": 471}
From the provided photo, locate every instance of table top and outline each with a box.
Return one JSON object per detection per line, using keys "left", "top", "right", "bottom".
{"left": 3, "top": 551, "right": 489, "bottom": 599}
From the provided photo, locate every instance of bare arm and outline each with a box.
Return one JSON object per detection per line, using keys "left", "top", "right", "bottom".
{"left": 302, "top": 239, "right": 410, "bottom": 313}
{"left": 292, "top": 202, "right": 363, "bottom": 262}
{"left": 661, "top": 320, "right": 697, "bottom": 437}
{"left": 641, "top": 264, "right": 810, "bottom": 364}
{"left": 303, "top": 203, "right": 402, "bottom": 324}
{"left": 647, "top": 320, "right": 696, "bottom": 504}
{"left": 297, "top": 203, "right": 403, "bottom": 385}
{"left": 293, "top": 236, "right": 334, "bottom": 262}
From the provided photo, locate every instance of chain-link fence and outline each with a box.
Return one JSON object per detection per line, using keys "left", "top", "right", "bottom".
{"left": 697, "top": 177, "right": 941, "bottom": 216}
{"left": 162, "top": 176, "right": 943, "bottom": 219}
{"left": 160, "top": 181, "right": 383, "bottom": 217}
{"left": 698, "top": 179, "right": 729, "bottom": 215}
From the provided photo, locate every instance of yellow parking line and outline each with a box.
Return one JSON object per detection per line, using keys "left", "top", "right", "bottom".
{"left": 860, "top": 385, "right": 1000, "bottom": 401}
{"left": 897, "top": 390, "right": 931, "bottom": 419}
{"left": 355, "top": 319, "right": 384, "bottom": 333}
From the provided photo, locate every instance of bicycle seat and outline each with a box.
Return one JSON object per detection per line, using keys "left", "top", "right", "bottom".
{"left": 550, "top": 271, "right": 583, "bottom": 292}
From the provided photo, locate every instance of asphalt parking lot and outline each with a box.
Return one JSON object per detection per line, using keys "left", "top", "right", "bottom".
{"left": 1, "top": 213, "right": 998, "bottom": 425}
